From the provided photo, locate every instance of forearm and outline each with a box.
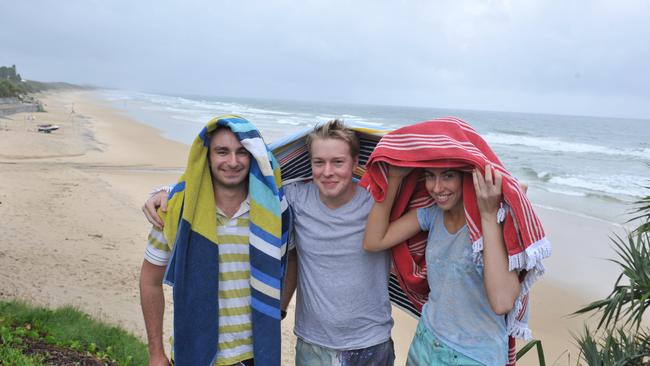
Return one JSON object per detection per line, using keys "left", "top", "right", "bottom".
{"left": 280, "top": 249, "right": 297, "bottom": 314}
{"left": 139, "top": 261, "right": 167, "bottom": 359}
{"left": 362, "top": 175, "right": 403, "bottom": 251}
{"left": 481, "top": 217, "right": 520, "bottom": 315}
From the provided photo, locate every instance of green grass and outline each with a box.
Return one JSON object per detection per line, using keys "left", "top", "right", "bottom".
{"left": 0, "top": 300, "right": 148, "bottom": 365}
{"left": 0, "top": 343, "right": 45, "bottom": 366}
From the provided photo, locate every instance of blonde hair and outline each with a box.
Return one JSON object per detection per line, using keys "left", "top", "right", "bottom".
{"left": 306, "top": 119, "right": 360, "bottom": 158}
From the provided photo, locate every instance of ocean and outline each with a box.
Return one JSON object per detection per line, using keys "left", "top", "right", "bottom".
{"left": 100, "top": 89, "right": 650, "bottom": 224}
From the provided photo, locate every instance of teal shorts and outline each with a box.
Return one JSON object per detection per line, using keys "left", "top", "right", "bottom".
{"left": 407, "top": 320, "right": 484, "bottom": 366}
{"left": 296, "top": 337, "right": 395, "bottom": 366}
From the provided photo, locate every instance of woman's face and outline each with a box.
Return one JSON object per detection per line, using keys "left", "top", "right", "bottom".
{"left": 423, "top": 168, "right": 464, "bottom": 212}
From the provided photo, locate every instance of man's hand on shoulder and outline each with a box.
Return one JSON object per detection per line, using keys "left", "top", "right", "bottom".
{"left": 142, "top": 190, "right": 168, "bottom": 229}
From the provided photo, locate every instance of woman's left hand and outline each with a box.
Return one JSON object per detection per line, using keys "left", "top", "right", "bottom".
{"left": 473, "top": 165, "right": 503, "bottom": 217}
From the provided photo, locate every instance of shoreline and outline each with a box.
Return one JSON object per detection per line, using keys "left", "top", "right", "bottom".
{"left": 0, "top": 89, "right": 636, "bottom": 365}
{"left": 101, "top": 90, "right": 645, "bottom": 226}
{"left": 98, "top": 89, "right": 646, "bottom": 227}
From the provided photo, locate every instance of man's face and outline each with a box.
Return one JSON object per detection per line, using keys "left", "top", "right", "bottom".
{"left": 310, "top": 137, "right": 358, "bottom": 206}
{"left": 208, "top": 128, "right": 251, "bottom": 189}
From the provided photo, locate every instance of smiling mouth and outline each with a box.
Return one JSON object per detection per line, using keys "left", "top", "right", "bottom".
{"left": 436, "top": 194, "right": 452, "bottom": 202}
{"left": 222, "top": 169, "right": 243, "bottom": 176}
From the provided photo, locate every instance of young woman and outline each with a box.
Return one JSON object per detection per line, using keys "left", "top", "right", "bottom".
{"left": 363, "top": 164, "right": 520, "bottom": 366}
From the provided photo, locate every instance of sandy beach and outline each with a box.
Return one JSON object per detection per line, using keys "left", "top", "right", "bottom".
{"left": 0, "top": 90, "right": 634, "bottom": 365}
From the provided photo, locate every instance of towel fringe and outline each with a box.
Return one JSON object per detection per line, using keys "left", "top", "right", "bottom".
{"left": 505, "top": 239, "right": 550, "bottom": 341}
{"left": 149, "top": 184, "right": 172, "bottom": 198}
{"left": 472, "top": 237, "right": 484, "bottom": 265}
{"left": 507, "top": 237, "right": 552, "bottom": 272}
{"left": 474, "top": 233, "right": 546, "bottom": 341}
{"left": 507, "top": 319, "right": 532, "bottom": 340}
{"left": 497, "top": 205, "right": 506, "bottom": 223}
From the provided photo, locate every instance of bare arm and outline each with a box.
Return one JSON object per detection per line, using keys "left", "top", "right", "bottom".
{"left": 280, "top": 249, "right": 297, "bottom": 317}
{"left": 142, "top": 190, "right": 169, "bottom": 229}
{"left": 363, "top": 166, "right": 422, "bottom": 252}
{"left": 474, "top": 165, "right": 520, "bottom": 315}
{"left": 139, "top": 260, "right": 171, "bottom": 365}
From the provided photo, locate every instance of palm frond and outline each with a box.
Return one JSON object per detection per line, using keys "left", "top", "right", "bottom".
{"left": 516, "top": 339, "right": 545, "bottom": 365}
{"left": 574, "top": 326, "right": 650, "bottom": 366}
{"left": 574, "top": 232, "right": 650, "bottom": 330}
{"left": 628, "top": 184, "right": 650, "bottom": 235}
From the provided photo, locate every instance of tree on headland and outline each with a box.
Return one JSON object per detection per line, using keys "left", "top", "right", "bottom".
{"left": 0, "top": 64, "right": 28, "bottom": 98}
{"left": 0, "top": 64, "right": 83, "bottom": 98}
{"left": 0, "top": 64, "right": 22, "bottom": 83}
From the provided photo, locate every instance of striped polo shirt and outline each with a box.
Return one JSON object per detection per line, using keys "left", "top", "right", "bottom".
{"left": 144, "top": 198, "right": 253, "bottom": 365}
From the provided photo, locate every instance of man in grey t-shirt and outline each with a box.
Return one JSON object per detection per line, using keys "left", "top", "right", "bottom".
{"left": 280, "top": 120, "right": 393, "bottom": 365}
{"left": 284, "top": 182, "right": 393, "bottom": 361}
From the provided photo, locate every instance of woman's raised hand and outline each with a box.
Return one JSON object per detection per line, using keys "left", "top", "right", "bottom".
{"left": 473, "top": 164, "right": 503, "bottom": 217}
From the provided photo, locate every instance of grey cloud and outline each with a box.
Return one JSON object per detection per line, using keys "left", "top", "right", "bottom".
{"left": 1, "top": 0, "right": 648, "bottom": 118}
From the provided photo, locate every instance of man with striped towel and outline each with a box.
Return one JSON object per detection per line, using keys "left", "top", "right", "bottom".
{"left": 144, "top": 119, "right": 395, "bottom": 365}
{"left": 140, "top": 116, "right": 289, "bottom": 366}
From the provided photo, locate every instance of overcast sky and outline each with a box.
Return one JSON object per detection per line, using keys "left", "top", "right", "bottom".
{"left": 1, "top": 0, "right": 649, "bottom": 119}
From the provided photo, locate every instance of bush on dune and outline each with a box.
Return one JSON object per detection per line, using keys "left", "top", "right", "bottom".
{"left": 573, "top": 184, "right": 650, "bottom": 365}
{"left": 0, "top": 79, "right": 22, "bottom": 98}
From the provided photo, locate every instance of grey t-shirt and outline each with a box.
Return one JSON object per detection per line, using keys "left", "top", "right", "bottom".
{"left": 285, "top": 182, "right": 393, "bottom": 350}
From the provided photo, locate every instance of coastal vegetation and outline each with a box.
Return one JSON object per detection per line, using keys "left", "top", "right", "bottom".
{"left": 574, "top": 185, "right": 650, "bottom": 364}
{"left": 0, "top": 300, "right": 148, "bottom": 365}
{"left": 0, "top": 64, "right": 82, "bottom": 98}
